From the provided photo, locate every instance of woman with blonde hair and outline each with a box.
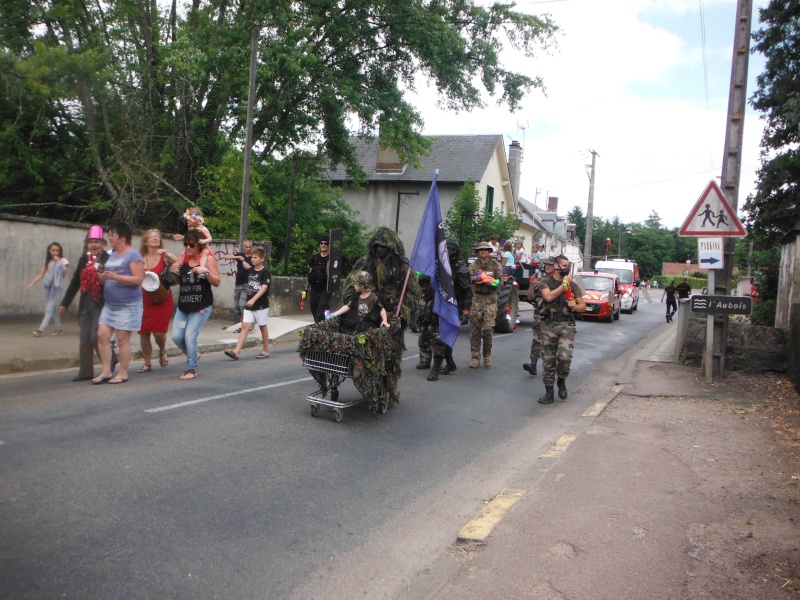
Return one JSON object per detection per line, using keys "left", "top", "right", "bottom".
{"left": 137, "top": 229, "right": 177, "bottom": 372}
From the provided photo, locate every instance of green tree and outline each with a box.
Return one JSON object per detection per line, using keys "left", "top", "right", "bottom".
{"left": 566, "top": 205, "right": 586, "bottom": 245}
{"left": 0, "top": 0, "right": 557, "bottom": 228}
{"left": 444, "top": 181, "right": 521, "bottom": 255}
{"left": 745, "top": 0, "right": 800, "bottom": 246}
{"left": 199, "top": 151, "right": 367, "bottom": 275}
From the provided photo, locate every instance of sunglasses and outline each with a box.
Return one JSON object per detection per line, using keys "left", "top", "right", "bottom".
{"left": 319, "top": 241, "right": 329, "bottom": 245}
{"left": 183, "top": 242, "right": 197, "bottom": 248}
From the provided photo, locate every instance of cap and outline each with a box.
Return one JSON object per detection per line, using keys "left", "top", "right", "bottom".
{"left": 85, "top": 225, "right": 106, "bottom": 243}
{"left": 319, "top": 236, "right": 330, "bottom": 244}
{"left": 474, "top": 241, "right": 493, "bottom": 251}
{"left": 542, "top": 256, "right": 555, "bottom": 265}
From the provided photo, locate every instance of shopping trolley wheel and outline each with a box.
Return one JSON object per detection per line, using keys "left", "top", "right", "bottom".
{"left": 330, "top": 388, "right": 340, "bottom": 402}
{"left": 333, "top": 409, "right": 343, "bottom": 423}
{"left": 310, "top": 404, "right": 320, "bottom": 417}
{"left": 378, "top": 400, "right": 388, "bottom": 414}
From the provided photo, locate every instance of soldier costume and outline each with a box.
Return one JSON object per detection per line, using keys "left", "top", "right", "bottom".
{"left": 306, "top": 236, "right": 332, "bottom": 323}
{"left": 522, "top": 257, "right": 554, "bottom": 376}
{"left": 423, "top": 241, "right": 472, "bottom": 381}
{"left": 416, "top": 274, "right": 435, "bottom": 369}
{"left": 537, "top": 256, "right": 585, "bottom": 404}
{"left": 467, "top": 241, "right": 502, "bottom": 368}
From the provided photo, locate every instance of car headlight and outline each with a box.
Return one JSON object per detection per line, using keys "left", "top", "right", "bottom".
{"left": 600, "top": 294, "right": 608, "bottom": 301}
{"left": 623, "top": 292, "right": 630, "bottom": 298}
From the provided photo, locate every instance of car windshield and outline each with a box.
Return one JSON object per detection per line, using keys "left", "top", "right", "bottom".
{"left": 579, "top": 276, "right": 613, "bottom": 292}
{"left": 596, "top": 268, "right": 632, "bottom": 284}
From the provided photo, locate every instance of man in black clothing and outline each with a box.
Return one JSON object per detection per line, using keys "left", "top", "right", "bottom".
{"left": 223, "top": 239, "right": 253, "bottom": 323}
{"left": 676, "top": 277, "right": 691, "bottom": 303}
{"left": 307, "top": 236, "right": 332, "bottom": 323}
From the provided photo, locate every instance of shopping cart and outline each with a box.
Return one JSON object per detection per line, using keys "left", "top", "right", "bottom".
{"left": 302, "top": 349, "right": 388, "bottom": 422}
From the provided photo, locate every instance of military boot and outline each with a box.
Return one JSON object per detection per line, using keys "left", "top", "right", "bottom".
{"left": 416, "top": 358, "right": 431, "bottom": 370}
{"left": 427, "top": 359, "right": 442, "bottom": 381}
{"left": 470, "top": 355, "right": 480, "bottom": 369}
{"left": 523, "top": 360, "right": 537, "bottom": 375}
{"left": 538, "top": 386, "right": 555, "bottom": 404}
{"left": 557, "top": 377, "right": 568, "bottom": 400}
{"left": 441, "top": 356, "right": 457, "bottom": 375}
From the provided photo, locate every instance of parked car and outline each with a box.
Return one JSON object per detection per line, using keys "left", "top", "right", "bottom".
{"left": 576, "top": 272, "right": 621, "bottom": 322}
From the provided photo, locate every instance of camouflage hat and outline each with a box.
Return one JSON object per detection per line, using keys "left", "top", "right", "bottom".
{"left": 541, "top": 256, "right": 556, "bottom": 265}
{"left": 474, "top": 241, "right": 493, "bottom": 251}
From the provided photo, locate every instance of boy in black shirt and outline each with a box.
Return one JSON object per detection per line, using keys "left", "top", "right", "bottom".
{"left": 225, "top": 248, "right": 272, "bottom": 360}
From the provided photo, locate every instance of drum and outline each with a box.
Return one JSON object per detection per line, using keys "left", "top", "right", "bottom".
{"left": 143, "top": 271, "right": 169, "bottom": 304}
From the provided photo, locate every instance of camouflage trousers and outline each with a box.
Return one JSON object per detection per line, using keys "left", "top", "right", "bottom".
{"left": 469, "top": 294, "right": 497, "bottom": 358}
{"left": 539, "top": 321, "right": 576, "bottom": 386}
{"left": 530, "top": 320, "right": 541, "bottom": 362}
{"left": 418, "top": 323, "right": 436, "bottom": 364}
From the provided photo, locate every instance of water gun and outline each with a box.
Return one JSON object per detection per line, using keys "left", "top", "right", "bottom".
{"left": 563, "top": 280, "right": 575, "bottom": 303}
{"left": 475, "top": 271, "right": 499, "bottom": 286}
{"left": 324, "top": 310, "right": 332, "bottom": 320}
{"left": 300, "top": 290, "right": 306, "bottom": 309}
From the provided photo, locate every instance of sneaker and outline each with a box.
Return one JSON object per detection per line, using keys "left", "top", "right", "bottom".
{"left": 32, "top": 330, "right": 42, "bottom": 337}
{"left": 51, "top": 330, "right": 64, "bottom": 336}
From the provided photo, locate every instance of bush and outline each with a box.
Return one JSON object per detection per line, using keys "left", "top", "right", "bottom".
{"left": 751, "top": 299, "right": 776, "bottom": 327}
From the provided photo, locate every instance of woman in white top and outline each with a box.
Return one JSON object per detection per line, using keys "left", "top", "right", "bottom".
{"left": 27, "top": 242, "right": 69, "bottom": 336}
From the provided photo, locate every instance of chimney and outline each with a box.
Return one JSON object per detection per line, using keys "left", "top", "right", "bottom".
{"left": 547, "top": 196, "right": 559, "bottom": 213}
{"left": 507, "top": 141, "right": 522, "bottom": 204}
{"left": 376, "top": 145, "right": 403, "bottom": 172}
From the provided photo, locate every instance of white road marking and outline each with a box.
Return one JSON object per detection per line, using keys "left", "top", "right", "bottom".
{"left": 145, "top": 377, "right": 314, "bottom": 413}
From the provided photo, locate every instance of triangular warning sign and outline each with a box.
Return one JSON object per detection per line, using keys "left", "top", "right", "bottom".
{"left": 678, "top": 181, "right": 747, "bottom": 237}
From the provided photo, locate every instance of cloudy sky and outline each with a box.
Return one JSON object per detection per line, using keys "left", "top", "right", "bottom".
{"left": 413, "top": 0, "right": 768, "bottom": 230}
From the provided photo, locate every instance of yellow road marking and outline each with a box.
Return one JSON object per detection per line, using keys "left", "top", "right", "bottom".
{"left": 582, "top": 402, "right": 606, "bottom": 417}
{"left": 540, "top": 434, "right": 576, "bottom": 458}
{"left": 457, "top": 490, "right": 525, "bottom": 544}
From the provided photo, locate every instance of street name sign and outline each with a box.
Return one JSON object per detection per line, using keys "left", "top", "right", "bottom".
{"left": 679, "top": 181, "right": 747, "bottom": 237}
{"left": 697, "top": 237, "right": 724, "bottom": 269}
{"left": 691, "top": 295, "right": 752, "bottom": 315}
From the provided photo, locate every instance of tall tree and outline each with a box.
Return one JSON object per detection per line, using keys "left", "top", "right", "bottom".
{"left": 745, "top": 0, "right": 800, "bottom": 246}
{"left": 0, "top": 0, "right": 557, "bottom": 227}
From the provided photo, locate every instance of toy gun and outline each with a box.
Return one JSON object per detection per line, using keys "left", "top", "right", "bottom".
{"left": 300, "top": 290, "right": 307, "bottom": 309}
{"left": 563, "top": 280, "right": 575, "bottom": 303}
{"left": 475, "top": 271, "right": 499, "bottom": 286}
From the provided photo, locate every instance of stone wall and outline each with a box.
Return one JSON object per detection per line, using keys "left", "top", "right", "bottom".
{"left": 682, "top": 316, "right": 790, "bottom": 373}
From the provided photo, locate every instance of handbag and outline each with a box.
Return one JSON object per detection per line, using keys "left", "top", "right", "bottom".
{"left": 161, "top": 266, "right": 177, "bottom": 288}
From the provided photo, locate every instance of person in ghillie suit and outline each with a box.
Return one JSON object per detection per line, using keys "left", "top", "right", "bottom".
{"left": 343, "top": 226, "right": 421, "bottom": 352}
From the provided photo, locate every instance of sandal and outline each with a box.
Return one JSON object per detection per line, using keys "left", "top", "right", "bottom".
{"left": 138, "top": 364, "right": 152, "bottom": 373}
{"left": 179, "top": 369, "right": 197, "bottom": 380}
{"left": 159, "top": 352, "right": 169, "bottom": 368}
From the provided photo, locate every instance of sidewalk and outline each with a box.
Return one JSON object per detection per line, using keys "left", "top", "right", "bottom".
{"left": 414, "top": 326, "right": 800, "bottom": 600}
{"left": 0, "top": 313, "right": 314, "bottom": 376}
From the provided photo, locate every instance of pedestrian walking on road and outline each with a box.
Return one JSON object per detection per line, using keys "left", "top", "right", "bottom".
{"left": 676, "top": 277, "right": 691, "bottom": 301}
{"left": 468, "top": 241, "right": 501, "bottom": 368}
{"left": 93, "top": 222, "right": 145, "bottom": 385}
{"left": 170, "top": 230, "right": 221, "bottom": 380}
{"left": 223, "top": 239, "right": 253, "bottom": 325}
{"left": 661, "top": 280, "right": 677, "bottom": 323}
{"left": 306, "top": 236, "right": 332, "bottom": 323}
{"left": 523, "top": 257, "right": 554, "bottom": 376}
{"left": 137, "top": 229, "right": 176, "bottom": 373}
{"left": 27, "top": 242, "right": 70, "bottom": 337}
{"left": 59, "top": 226, "right": 116, "bottom": 381}
{"left": 225, "top": 247, "right": 272, "bottom": 360}
{"left": 537, "top": 254, "right": 585, "bottom": 404}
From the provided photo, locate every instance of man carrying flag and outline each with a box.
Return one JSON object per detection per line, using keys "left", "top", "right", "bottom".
{"left": 410, "top": 172, "right": 469, "bottom": 381}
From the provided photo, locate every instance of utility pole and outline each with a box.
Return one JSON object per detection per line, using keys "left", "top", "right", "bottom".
{"left": 239, "top": 23, "right": 259, "bottom": 248}
{"left": 583, "top": 150, "right": 599, "bottom": 270}
{"left": 708, "top": 0, "right": 753, "bottom": 379}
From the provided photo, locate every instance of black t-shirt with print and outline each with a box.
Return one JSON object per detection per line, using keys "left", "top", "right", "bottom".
{"left": 246, "top": 267, "right": 271, "bottom": 310}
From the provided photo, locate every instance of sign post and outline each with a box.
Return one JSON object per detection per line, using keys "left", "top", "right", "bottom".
{"left": 679, "top": 182, "right": 747, "bottom": 382}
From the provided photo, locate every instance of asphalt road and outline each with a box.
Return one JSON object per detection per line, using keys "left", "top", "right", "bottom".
{"left": 0, "top": 296, "right": 667, "bottom": 599}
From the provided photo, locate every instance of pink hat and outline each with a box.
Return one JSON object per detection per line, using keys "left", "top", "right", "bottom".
{"left": 86, "top": 225, "right": 106, "bottom": 243}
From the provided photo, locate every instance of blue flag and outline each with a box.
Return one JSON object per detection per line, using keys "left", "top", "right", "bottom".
{"left": 410, "top": 172, "right": 461, "bottom": 348}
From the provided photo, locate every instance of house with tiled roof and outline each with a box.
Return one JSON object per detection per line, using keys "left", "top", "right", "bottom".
{"left": 324, "top": 135, "right": 523, "bottom": 251}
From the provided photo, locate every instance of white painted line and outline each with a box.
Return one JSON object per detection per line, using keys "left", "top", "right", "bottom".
{"left": 145, "top": 377, "right": 314, "bottom": 413}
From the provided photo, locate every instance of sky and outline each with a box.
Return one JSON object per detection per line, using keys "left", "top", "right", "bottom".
{"left": 411, "top": 0, "right": 769, "bottom": 230}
